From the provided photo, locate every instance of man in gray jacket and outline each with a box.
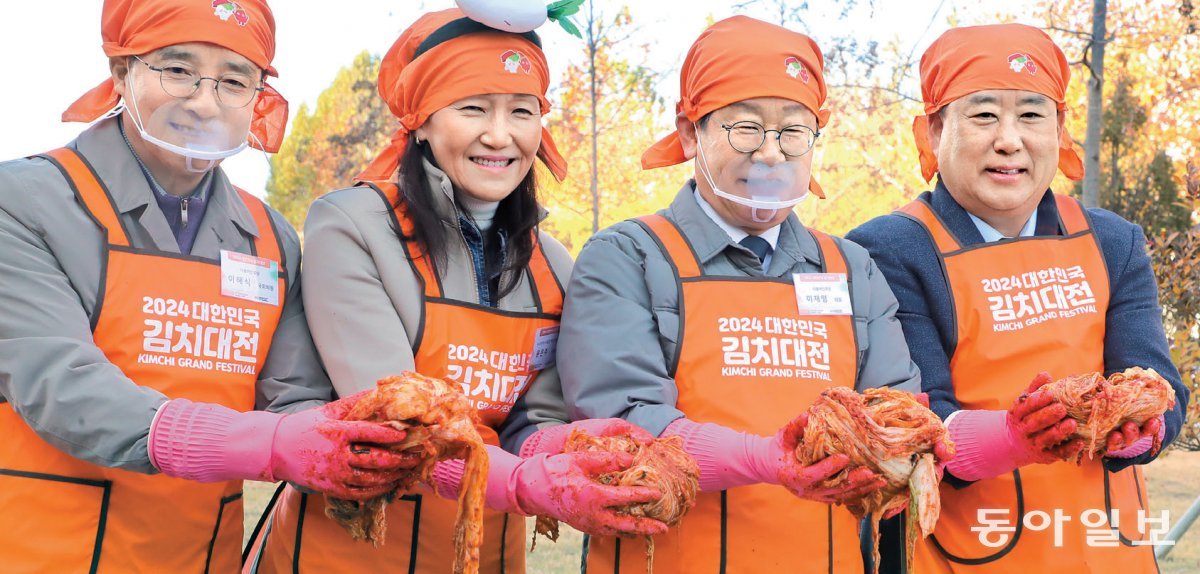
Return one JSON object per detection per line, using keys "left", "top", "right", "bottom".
{"left": 558, "top": 15, "right": 928, "bottom": 573}
{"left": 0, "top": 1, "right": 416, "bottom": 572}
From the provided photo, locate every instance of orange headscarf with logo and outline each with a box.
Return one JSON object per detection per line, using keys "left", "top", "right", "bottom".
{"left": 641, "top": 15, "right": 830, "bottom": 197}
{"left": 356, "top": 8, "right": 567, "bottom": 183}
{"left": 914, "top": 23, "right": 1084, "bottom": 182}
{"left": 62, "top": 0, "right": 288, "bottom": 153}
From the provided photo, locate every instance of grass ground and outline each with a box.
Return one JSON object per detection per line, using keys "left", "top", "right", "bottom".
{"left": 1145, "top": 449, "right": 1200, "bottom": 574}
{"left": 242, "top": 450, "right": 1200, "bottom": 573}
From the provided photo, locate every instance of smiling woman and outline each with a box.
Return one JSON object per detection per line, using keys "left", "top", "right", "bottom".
{"left": 416, "top": 93, "right": 543, "bottom": 204}
{"left": 242, "top": 7, "right": 671, "bottom": 574}
{"left": 402, "top": 91, "right": 548, "bottom": 288}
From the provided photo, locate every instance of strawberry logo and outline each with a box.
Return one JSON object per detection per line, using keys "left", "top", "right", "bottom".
{"left": 501, "top": 50, "right": 532, "bottom": 74}
{"left": 1007, "top": 53, "right": 1037, "bottom": 75}
{"left": 785, "top": 56, "right": 810, "bottom": 84}
{"left": 213, "top": 1, "right": 250, "bottom": 27}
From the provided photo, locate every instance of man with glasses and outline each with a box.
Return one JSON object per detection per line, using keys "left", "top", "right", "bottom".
{"left": 557, "top": 16, "right": 929, "bottom": 572}
{"left": 0, "top": 1, "right": 419, "bottom": 571}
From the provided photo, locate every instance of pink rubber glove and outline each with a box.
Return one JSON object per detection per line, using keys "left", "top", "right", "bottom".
{"left": 1105, "top": 415, "right": 1166, "bottom": 458}
{"left": 775, "top": 413, "right": 890, "bottom": 503}
{"left": 149, "top": 393, "right": 420, "bottom": 500}
{"left": 431, "top": 444, "right": 668, "bottom": 537}
{"left": 519, "top": 419, "right": 655, "bottom": 457}
{"left": 663, "top": 416, "right": 886, "bottom": 504}
{"left": 946, "top": 372, "right": 1086, "bottom": 482}
{"left": 913, "top": 392, "right": 956, "bottom": 473}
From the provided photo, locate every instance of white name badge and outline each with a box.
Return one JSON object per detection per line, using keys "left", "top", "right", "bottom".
{"left": 221, "top": 250, "right": 280, "bottom": 307}
{"left": 529, "top": 326, "right": 560, "bottom": 371}
{"left": 793, "top": 273, "right": 852, "bottom": 316}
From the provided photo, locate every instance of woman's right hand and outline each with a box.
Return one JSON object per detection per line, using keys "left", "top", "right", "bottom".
{"left": 520, "top": 418, "right": 655, "bottom": 457}
{"left": 773, "top": 413, "right": 887, "bottom": 504}
{"left": 270, "top": 390, "right": 424, "bottom": 500}
{"left": 509, "top": 451, "right": 669, "bottom": 537}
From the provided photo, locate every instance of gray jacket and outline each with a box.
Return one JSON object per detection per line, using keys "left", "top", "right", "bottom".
{"left": 0, "top": 118, "right": 330, "bottom": 474}
{"left": 558, "top": 182, "right": 921, "bottom": 435}
{"left": 300, "top": 160, "right": 575, "bottom": 453}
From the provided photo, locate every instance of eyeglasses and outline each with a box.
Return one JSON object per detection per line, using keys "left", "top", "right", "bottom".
{"left": 132, "top": 55, "right": 263, "bottom": 109}
{"left": 719, "top": 120, "right": 820, "bottom": 157}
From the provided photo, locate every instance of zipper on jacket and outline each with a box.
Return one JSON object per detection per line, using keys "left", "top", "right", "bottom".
{"left": 181, "top": 197, "right": 190, "bottom": 227}
{"left": 455, "top": 222, "right": 485, "bottom": 305}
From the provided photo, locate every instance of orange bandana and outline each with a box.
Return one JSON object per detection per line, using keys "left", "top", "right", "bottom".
{"left": 914, "top": 23, "right": 1084, "bottom": 182}
{"left": 62, "top": 0, "right": 288, "bottom": 153}
{"left": 356, "top": 8, "right": 567, "bottom": 183}
{"left": 641, "top": 15, "right": 830, "bottom": 197}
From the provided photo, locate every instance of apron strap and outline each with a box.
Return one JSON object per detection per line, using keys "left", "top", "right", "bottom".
{"left": 636, "top": 214, "right": 702, "bottom": 279}
{"left": 528, "top": 234, "right": 564, "bottom": 315}
{"left": 806, "top": 227, "right": 863, "bottom": 381}
{"left": 38, "top": 148, "right": 131, "bottom": 247}
{"left": 895, "top": 199, "right": 962, "bottom": 254}
{"left": 807, "top": 228, "right": 848, "bottom": 274}
{"left": 234, "top": 188, "right": 284, "bottom": 269}
{"left": 1053, "top": 194, "right": 1092, "bottom": 236}
{"left": 367, "top": 182, "right": 443, "bottom": 299}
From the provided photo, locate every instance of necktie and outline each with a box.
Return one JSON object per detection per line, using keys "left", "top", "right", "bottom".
{"left": 739, "top": 235, "right": 772, "bottom": 270}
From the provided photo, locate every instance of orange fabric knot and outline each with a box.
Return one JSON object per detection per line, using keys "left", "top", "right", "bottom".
{"left": 677, "top": 99, "right": 697, "bottom": 122}
{"left": 250, "top": 82, "right": 288, "bottom": 153}
{"left": 355, "top": 120, "right": 415, "bottom": 184}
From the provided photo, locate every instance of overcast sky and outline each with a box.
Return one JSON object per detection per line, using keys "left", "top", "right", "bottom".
{"left": 0, "top": 0, "right": 1036, "bottom": 198}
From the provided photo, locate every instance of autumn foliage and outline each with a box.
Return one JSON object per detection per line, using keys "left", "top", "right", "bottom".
{"left": 538, "top": 5, "right": 688, "bottom": 253}
{"left": 1147, "top": 225, "right": 1200, "bottom": 451}
{"left": 267, "top": 51, "right": 393, "bottom": 228}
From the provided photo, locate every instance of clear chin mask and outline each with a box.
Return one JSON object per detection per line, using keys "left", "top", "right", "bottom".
{"left": 695, "top": 125, "right": 810, "bottom": 223}
{"left": 124, "top": 66, "right": 253, "bottom": 173}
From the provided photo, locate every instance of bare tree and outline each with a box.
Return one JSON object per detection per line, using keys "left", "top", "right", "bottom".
{"left": 575, "top": 2, "right": 657, "bottom": 233}
{"left": 1050, "top": 0, "right": 1108, "bottom": 208}
{"left": 1081, "top": 0, "right": 1108, "bottom": 208}
{"left": 586, "top": 0, "right": 600, "bottom": 233}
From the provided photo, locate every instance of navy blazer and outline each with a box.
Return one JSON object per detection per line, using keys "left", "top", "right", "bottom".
{"left": 848, "top": 181, "right": 1188, "bottom": 474}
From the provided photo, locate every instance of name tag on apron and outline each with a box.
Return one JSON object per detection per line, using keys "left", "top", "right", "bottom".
{"left": 792, "top": 273, "right": 852, "bottom": 316}
{"left": 529, "top": 326, "right": 559, "bottom": 371}
{"left": 221, "top": 250, "right": 280, "bottom": 306}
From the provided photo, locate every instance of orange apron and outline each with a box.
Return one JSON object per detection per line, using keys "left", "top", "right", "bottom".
{"left": 246, "top": 182, "right": 562, "bottom": 573}
{"left": 0, "top": 148, "right": 285, "bottom": 573}
{"left": 585, "top": 214, "right": 864, "bottom": 573}
{"left": 897, "top": 196, "right": 1158, "bottom": 573}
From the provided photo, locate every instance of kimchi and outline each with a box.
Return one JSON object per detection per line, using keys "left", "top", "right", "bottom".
{"left": 795, "top": 386, "right": 954, "bottom": 574}
{"left": 1039, "top": 367, "right": 1176, "bottom": 459}
{"left": 325, "top": 372, "right": 488, "bottom": 574}
{"left": 534, "top": 430, "right": 700, "bottom": 573}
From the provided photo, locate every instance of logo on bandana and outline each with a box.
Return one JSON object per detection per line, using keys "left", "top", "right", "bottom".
{"left": 212, "top": 1, "right": 250, "bottom": 27}
{"left": 501, "top": 50, "right": 532, "bottom": 74}
{"left": 784, "top": 56, "right": 810, "bottom": 83}
{"left": 1007, "top": 53, "right": 1037, "bottom": 75}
